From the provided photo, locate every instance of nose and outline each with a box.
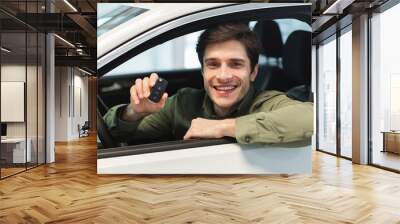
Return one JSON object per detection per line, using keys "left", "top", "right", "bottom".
{"left": 216, "top": 64, "right": 233, "bottom": 81}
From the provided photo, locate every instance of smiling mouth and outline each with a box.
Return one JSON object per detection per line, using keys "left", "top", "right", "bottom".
{"left": 213, "top": 85, "right": 238, "bottom": 94}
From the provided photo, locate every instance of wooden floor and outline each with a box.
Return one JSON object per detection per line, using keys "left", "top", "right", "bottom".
{"left": 373, "top": 150, "right": 400, "bottom": 171}
{"left": 1, "top": 135, "right": 400, "bottom": 224}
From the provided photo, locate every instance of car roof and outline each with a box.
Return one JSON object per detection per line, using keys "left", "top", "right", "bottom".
{"left": 97, "top": 3, "right": 234, "bottom": 59}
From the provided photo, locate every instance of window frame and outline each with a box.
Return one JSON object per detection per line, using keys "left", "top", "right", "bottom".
{"left": 97, "top": 3, "right": 312, "bottom": 159}
{"left": 315, "top": 15, "right": 353, "bottom": 161}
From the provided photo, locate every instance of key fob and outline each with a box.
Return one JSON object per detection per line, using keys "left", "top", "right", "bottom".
{"left": 148, "top": 78, "right": 168, "bottom": 103}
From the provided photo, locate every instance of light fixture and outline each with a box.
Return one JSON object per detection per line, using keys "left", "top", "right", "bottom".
{"left": 54, "top": 34, "right": 75, "bottom": 48}
{"left": 78, "top": 67, "right": 92, "bottom": 76}
{"left": 322, "top": 0, "right": 354, "bottom": 15}
{"left": 1, "top": 47, "right": 11, "bottom": 53}
{"left": 63, "top": 0, "right": 78, "bottom": 12}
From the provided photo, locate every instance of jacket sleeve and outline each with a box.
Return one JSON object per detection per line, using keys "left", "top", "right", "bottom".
{"left": 103, "top": 96, "right": 175, "bottom": 143}
{"left": 235, "top": 95, "right": 313, "bottom": 144}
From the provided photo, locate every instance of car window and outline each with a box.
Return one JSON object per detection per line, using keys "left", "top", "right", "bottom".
{"left": 103, "top": 18, "right": 311, "bottom": 77}
{"left": 104, "top": 30, "right": 203, "bottom": 77}
{"left": 275, "top": 19, "right": 311, "bottom": 43}
{"left": 97, "top": 4, "right": 148, "bottom": 37}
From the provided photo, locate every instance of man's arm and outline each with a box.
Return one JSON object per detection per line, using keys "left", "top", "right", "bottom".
{"left": 235, "top": 98, "right": 313, "bottom": 144}
{"left": 103, "top": 73, "right": 173, "bottom": 143}
{"left": 183, "top": 118, "right": 235, "bottom": 140}
{"left": 183, "top": 95, "right": 313, "bottom": 144}
{"left": 103, "top": 99, "right": 174, "bottom": 143}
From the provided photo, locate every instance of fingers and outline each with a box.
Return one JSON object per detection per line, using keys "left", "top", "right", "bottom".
{"left": 135, "top": 78, "right": 143, "bottom": 99}
{"left": 183, "top": 129, "right": 191, "bottom": 140}
{"left": 134, "top": 73, "right": 158, "bottom": 100}
{"left": 184, "top": 118, "right": 198, "bottom": 140}
{"left": 131, "top": 74, "right": 164, "bottom": 113}
{"left": 149, "top": 73, "right": 158, "bottom": 87}
{"left": 143, "top": 77, "right": 150, "bottom": 98}
{"left": 158, "top": 93, "right": 168, "bottom": 107}
{"left": 130, "top": 85, "right": 139, "bottom": 105}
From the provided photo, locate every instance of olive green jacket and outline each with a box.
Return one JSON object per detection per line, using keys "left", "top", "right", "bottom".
{"left": 103, "top": 86, "right": 313, "bottom": 144}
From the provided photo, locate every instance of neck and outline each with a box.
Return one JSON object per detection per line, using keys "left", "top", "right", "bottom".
{"left": 213, "top": 105, "right": 231, "bottom": 117}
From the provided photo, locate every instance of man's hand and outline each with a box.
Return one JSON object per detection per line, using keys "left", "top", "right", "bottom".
{"left": 183, "top": 118, "right": 235, "bottom": 140}
{"left": 122, "top": 73, "right": 168, "bottom": 122}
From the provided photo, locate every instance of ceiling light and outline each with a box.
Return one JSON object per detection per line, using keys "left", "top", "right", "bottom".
{"left": 54, "top": 34, "right": 75, "bottom": 48}
{"left": 322, "top": 0, "right": 354, "bottom": 15}
{"left": 78, "top": 67, "right": 92, "bottom": 76}
{"left": 1, "top": 47, "right": 11, "bottom": 53}
{"left": 63, "top": 0, "right": 78, "bottom": 12}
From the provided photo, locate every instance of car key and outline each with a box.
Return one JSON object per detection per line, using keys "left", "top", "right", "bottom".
{"left": 148, "top": 78, "right": 168, "bottom": 103}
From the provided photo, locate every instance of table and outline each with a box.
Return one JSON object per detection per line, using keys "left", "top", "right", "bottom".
{"left": 382, "top": 131, "right": 400, "bottom": 154}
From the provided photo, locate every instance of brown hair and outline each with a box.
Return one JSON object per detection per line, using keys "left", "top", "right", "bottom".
{"left": 196, "top": 22, "right": 261, "bottom": 72}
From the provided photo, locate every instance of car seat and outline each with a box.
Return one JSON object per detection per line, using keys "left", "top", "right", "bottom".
{"left": 252, "top": 20, "right": 284, "bottom": 91}
{"left": 282, "top": 30, "right": 312, "bottom": 102}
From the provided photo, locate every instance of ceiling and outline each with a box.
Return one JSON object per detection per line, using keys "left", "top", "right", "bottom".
{"left": 0, "top": 0, "right": 392, "bottom": 74}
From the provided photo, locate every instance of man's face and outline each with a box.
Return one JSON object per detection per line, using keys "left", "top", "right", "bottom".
{"left": 202, "top": 39, "right": 258, "bottom": 112}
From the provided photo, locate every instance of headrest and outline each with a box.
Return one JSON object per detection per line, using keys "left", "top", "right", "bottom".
{"left": 253, "top": 20, "right": 283, "bottom": 58}
{"left": 282, "top": 30, "right": 311, "bottom": 85}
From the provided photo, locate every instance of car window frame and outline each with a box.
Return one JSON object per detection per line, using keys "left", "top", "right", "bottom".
{"left": 97, "top": 3, "right": 312, "bottom": 159}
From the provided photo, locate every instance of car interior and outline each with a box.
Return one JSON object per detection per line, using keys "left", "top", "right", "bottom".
{"left": 97, "top": 18, "right": 311, "bottom": 149}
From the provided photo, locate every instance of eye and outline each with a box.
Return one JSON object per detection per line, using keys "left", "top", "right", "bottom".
{"left": 230, "top": 62, "right": 244, "bottom": 68}
{"left": 206, "top": 61, "right": 219, "bottom": 68}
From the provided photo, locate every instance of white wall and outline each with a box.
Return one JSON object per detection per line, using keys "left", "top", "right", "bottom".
{"left": 54, "top": 67, "right": 89, "bottom": 141}
{"left": 55, "top": 66, "right": 69, "bottom": 141}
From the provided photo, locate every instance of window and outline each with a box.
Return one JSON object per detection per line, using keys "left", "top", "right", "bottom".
{"left": 275, "top": 18, "right": 311, "bottom": 43}
{"left": 339, "top": 27, "right": 352, "bottom": 158}
{"left": 103, "top": 19, "right": 312, "bottom": 77}
{"left": 104, "top": 31, "right": 202, "bottom": 77}
{"left": 317, "top": 35, "right": 337, "bottom": 154}
{"left": 0, "top": 1, "right": 46, "bottom": 179}
{"left": 371, "top": 2, "right": 400, "bottom": 171}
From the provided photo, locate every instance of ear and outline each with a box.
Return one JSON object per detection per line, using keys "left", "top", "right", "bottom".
{"left": 250, "top": 64, "right": 259, "bottom": 82}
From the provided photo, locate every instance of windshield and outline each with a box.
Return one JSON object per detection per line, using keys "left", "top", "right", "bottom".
{"left": 97, "top": 4, "right": 148, "bottom": 37}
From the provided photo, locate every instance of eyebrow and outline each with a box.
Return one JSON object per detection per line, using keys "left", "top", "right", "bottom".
{"left": 229, "top": 59, "right": 246, "bottom": 63}
{"left": 204, "top": 58, "right": 246, "bottom": 63}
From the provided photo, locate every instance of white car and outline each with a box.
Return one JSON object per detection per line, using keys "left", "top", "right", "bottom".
{"left": 97, "top": 3, "right": 313, "bottom": 174}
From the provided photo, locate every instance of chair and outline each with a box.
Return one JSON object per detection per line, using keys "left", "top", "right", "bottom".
{"left": 79, "top": 121, "right": 90, "bottom": 138}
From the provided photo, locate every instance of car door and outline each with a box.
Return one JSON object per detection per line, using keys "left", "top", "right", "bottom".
{"left": 97, "top": 3, "right": 313, "bottom": 174}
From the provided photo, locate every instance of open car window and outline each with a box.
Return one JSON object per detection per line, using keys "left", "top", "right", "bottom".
{"left": 97, "top": 3, "right": 312, "bottom": 156}
{"left": 103, "top": 18, "right": 311, "bottom": 78}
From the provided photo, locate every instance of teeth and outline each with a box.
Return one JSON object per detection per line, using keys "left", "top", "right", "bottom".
{"left": 215, "top": 86, "right": 235, "bottom": 91}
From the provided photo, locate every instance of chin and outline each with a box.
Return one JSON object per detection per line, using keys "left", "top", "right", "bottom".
{"left": 213, "top": 99, "right": 236, "bottom": 110}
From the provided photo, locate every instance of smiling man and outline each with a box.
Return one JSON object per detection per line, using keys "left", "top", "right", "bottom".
{"left": 104, "top": 23, "right": 313, "bottom": 145}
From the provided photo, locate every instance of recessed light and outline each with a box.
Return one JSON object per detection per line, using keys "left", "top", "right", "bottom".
{"left": 63, "top": 0, "right": 78, "bottom": 12}
{"left": 1, "top": 47, "right": 11, "bottom": 53}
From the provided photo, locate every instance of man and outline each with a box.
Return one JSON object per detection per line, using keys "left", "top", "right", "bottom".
{"left": 104, "top": 23, "right": 313, "bottom": 145}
